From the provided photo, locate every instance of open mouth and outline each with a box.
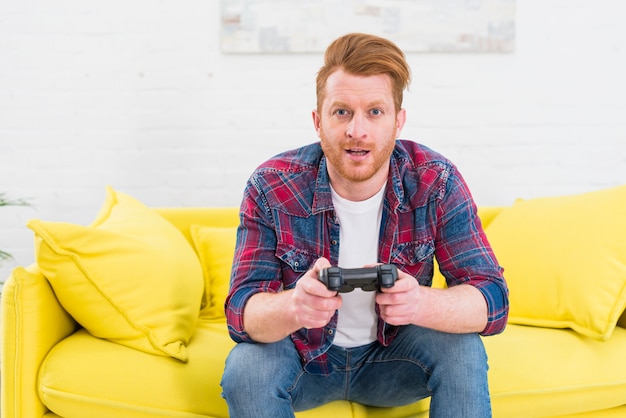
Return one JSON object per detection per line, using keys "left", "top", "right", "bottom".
{"left": 346, "top": 149, "right": 370, "bottom": 157}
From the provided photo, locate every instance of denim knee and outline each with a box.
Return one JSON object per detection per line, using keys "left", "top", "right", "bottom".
{"left": 388, "top": 325, "right": 487, "bottom": 366}
{"left": 424, "top": 332, "right": 491, "bottom": 417}
{"left": 222, "top": 340, "right": 296, "bottom": 393}
{"left": 221, "top": 338, "right": 304, "bottom": 417}
{"left": 433, "top": 332, "right": 488, "bottom": 376}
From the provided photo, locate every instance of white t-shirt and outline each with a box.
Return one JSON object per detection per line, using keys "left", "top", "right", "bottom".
{"left": 330, "top": 184, "right": 385, "bottom": 348}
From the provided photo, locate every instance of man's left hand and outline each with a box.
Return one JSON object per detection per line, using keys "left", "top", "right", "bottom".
{"left": 375, "top": 269, "right": 421, "bottom": 326}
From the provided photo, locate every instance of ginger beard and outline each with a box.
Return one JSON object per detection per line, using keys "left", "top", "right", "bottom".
{"left": 319, "top": 127, "right": 398, "bottom": 185}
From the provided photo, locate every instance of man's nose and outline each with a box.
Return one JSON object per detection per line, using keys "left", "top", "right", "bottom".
{"left": 346, "top": 113, "right": 367, "bottom": 139}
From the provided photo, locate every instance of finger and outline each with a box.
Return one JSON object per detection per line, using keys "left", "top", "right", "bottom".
{"left": 306, "top": 258, "right": 340, "bottom": 297}
{"left": 300, "top": 273, "right": 338, "bottom": 298}
{"left": 380, "top": 270, "right": 414, "bottom": 293}
{"left": 293, "top": 294, "right": 341, "bottom": 329}
{"left": 312, "top": 257, "right": 332, "bottom": 272}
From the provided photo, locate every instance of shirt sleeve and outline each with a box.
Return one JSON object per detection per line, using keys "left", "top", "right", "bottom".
{"left": 224, "top": 179, "right": 283, "bottom": 343}
{"left": 434, "top": 167, "right": 509, "bottom": 336}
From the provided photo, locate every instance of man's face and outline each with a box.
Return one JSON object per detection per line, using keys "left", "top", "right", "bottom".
{"left": 313, "top": 69, "right": 406, "bottom": 200}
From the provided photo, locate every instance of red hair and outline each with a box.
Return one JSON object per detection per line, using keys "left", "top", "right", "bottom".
{"left": 316, "top": 33, "right": 411, "bottom": 112}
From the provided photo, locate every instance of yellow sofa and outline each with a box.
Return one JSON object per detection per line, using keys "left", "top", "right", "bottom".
{"left": 3, "top": 185, "right": 626, "bottom": 417}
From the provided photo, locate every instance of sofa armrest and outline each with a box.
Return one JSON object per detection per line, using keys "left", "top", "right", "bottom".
{"left": 1, "top": 264, "right": 78, "bottom": 418}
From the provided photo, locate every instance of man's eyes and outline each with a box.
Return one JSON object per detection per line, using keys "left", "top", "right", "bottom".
{"left": 333, "top": 109, "right": 383, "bottom": 117}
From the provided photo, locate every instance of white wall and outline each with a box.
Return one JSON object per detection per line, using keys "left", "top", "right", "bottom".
{"left": 1, "top": 0, "right": 625, "bottom": 281}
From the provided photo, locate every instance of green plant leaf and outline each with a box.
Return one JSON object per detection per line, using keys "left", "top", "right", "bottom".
{"left": 0, "top": 250, "right": 13, "bottom": 261}
{"left": 0, "top": 193, "right": 30, "bottom": 207}
{"left": 1, "top": 192, "right": 32, "bottom": 263}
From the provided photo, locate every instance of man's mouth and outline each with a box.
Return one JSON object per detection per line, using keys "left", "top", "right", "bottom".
{"left": 346, "top": 149, "right": 369, "bottom": 157}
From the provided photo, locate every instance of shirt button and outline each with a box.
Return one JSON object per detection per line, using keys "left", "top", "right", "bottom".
{"left": 331, "top": 240, "right": 337, "bottom": 245}
{"left": 327, "top": 329, "right": 334, "bottom": 335}
{"left": 294, "top": 261, "right": 299, "bottom": 267}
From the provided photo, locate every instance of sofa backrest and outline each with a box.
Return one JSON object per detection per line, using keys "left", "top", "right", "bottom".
{"left": 476, "top": 206, "right": 504, "bottom": 229}
{"left": 155, "top": 207, "right": 240, "bottom": 246}
{"left": 155, "top": 206, "right": 504, "bottom": 242}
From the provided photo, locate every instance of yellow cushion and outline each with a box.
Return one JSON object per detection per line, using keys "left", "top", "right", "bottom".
{"left": 39, "top": 322, "right": 353, "bottom": 418}
{"left": 190, "top": 225, "right": 237, "bottom": 319}
{"left": 351, "top": 399, "right": 429, "bottom": 417}
{"left": 484, "top": 324, "right": 626, "bottom": 417}
{"left": 39, "top": 322, "right": 235, "bottom": 418}
{"left": 485, "top": 185, "right": 626, "bottom": 340}
{"left": 27, "top": 186, "right": 204, "bottom": 361}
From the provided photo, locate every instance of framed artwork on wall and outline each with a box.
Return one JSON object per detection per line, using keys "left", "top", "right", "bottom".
{"left": 221, "top": 0, "right": 515, "bottom": 54}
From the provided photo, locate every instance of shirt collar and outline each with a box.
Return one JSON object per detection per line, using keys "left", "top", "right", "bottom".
{"left": 311, "top": 145, "right": 405, "bottom": 215}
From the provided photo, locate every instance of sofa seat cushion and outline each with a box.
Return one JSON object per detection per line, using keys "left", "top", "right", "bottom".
{"left": 38, "top": 321, "right": 355, "bottom": 418}
{"left": 39, "top": 320, "right": 233, "bottom": 418}
{"left": 352, "top": 324, "right": 626, "bottom": 418}
{"left": 40, "top": 322, "right": 626, "bottom": 418}
{"left": 484, "top": 324, "right": 626, "bottom": 417}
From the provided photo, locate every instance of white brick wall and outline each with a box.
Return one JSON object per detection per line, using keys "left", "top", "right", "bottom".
{"left": 1, "top": 0, "right": 625, "bottom": 281}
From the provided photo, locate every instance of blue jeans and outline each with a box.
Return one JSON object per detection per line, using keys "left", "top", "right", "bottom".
{"left": 221, "top": 325, "right": 491, "bottom": 417}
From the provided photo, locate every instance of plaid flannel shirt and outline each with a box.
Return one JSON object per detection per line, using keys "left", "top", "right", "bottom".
{"left": 226, "top": 140, "right": 508, "bottom": 375}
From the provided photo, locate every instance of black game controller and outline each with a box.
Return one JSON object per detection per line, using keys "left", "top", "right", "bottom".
{"left": 318, "top": 264, "right": 398, "bottom": 293}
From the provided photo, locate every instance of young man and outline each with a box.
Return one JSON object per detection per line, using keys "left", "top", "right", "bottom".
{"left": 222, "top": 33, "right": 508, "bottom": 417}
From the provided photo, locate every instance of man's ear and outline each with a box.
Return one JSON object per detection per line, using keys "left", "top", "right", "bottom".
{"left": 312, "top": 109, "right": 321, "bottom": 136}
{"left": 311, "top": 109, "right": 322, "bottom": 136}
{"left": 396, "top": 108, "right": 407, "bottom": 136}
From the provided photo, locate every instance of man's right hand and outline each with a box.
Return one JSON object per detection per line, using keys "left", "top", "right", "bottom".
{"left": 242, "top": 258, "right": 342, "bottom": 343}
{"left": 291, "top": 257, "right": 343, "bottom": 329}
